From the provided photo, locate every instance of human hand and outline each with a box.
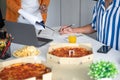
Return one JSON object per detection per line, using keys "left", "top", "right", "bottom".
{"left": 40, "top": 4, "right": 48, "bottom": 14}
{"left": 59, "top": 26, "right": 73, "bottom": 35}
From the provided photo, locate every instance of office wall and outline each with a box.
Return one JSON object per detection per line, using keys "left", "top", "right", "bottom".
{"left": 60, "top": 0, "right": 80, "bottom": 27}
{"left": 46, "top": 0, "right": 61, "bottom": 27}
{"left": 81, "top": 0, "right": 96, "bottom": 26}
{"left": 46, "top": 0, "right": 96, "bottom": 27}
{"left": 0, "top": 0, "right": 6, "bottom": 18}
{"left": 46, "top": 0, "right": 81, "bottom": 27}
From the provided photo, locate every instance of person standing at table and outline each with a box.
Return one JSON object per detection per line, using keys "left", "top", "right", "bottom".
{"left": 59, "top": 0, "right": 120, "bottom": 51}
{"left": 5, "top": 0, "right": 50, "bottom": 24}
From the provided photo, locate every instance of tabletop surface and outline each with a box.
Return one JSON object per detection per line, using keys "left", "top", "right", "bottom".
{"left": 0, "top": 26, "right": 120, "bottom": 80}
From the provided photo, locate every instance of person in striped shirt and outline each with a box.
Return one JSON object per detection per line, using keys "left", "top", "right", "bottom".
{"left": 59, "top": 0, "right": 120, "bottom": 51}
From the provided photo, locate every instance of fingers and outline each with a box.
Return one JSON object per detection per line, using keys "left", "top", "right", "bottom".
{"left": 40, "top": 4, "right": 48, "bottom": 13}
{"left": 59, "top": 26, "right": 68, "bottom": 32}
{"left": 59, "top": 26, "right": 73, "bottom": 35}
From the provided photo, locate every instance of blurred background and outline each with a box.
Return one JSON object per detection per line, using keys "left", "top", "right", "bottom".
{"left": 0, "top": 0, "right": 97, "bottom": 39}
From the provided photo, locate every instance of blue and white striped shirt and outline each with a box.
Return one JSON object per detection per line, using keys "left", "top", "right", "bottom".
{"left": 92, "top": 0, "right": 120, "bottom": 51}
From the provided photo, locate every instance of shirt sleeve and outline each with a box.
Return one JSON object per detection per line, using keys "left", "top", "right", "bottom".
{"left": 40, "top": 0, "right": 50, "bottom": 7}
{"left": 6, "top": 0, "right": 21, "bottom": 13}
{"left": 39, "top": 0, "right": 50, "bottom": 22}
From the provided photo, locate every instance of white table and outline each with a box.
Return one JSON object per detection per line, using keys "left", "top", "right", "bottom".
{"left": 1, "top": 27, "right": 120, "bottom": 80}
{"left": 38, "top": 27, "right": 120, "bottom": 80}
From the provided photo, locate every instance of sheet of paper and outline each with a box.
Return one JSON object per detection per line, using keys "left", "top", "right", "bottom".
{"left": 18, "top": 9, "right": 45, "bottom": 30}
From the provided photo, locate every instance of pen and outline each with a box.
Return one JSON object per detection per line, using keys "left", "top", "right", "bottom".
{"left": 38, "top": 25, "right": 55, "bottom": 35}
{"left": 61, "top": 24, "right": 75, "bottom": 31}
{"left": 68, "top": 24, "right": 75, "bottom": 27}
{"left": 38, "top": 30, "right": 42, "bottom": 35}
{"left": 45, "top": 26, "right": 55, "bottom": 31}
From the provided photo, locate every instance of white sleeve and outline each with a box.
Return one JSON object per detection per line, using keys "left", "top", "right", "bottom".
{"left": 18, "top": 9, "right": 45, "bottom": 30}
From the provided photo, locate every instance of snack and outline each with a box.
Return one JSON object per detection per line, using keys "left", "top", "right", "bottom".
{"left": 0, "top": 40, "right": 6, "bottom": 51}
{"left": 0, "top": 63, "right": 51, "bottom": 80}
{"left": 13, "top": 46, "right": 40, "bottom": 57}
{"left": 49, "top": 47, "right": 92, "bottom": 57}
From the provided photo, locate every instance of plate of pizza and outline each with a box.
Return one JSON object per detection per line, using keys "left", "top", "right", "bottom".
{"left": 47, "top": 43, "right": 93, "bottom": 64}
{"left": 48, "top": 43, "right": 92, "bottom": 57}
{"left": 49, "top": 46, "right": 92, "bottom": 57}
{"left": 0, "top": 63, "right": 51, "bottom": 80}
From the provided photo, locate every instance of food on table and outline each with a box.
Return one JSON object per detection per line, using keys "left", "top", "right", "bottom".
{"left": 0, "top": 63, "right": 51, "bottom": 80}
{"left": 13, "top": 46, "right": 40, "bottom": 57}
{"left": 68, "top": 35, "right": 77, "bottom": 43}
{"left": 49, "top": 47, "right": 92, "bottom": 57}
{"left": 0, "top": 40, "right": 6, "bottom": 51}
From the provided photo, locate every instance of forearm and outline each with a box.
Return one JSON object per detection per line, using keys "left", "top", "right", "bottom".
{"left": 72, "top": 24, "right": 96, "bottom": 34}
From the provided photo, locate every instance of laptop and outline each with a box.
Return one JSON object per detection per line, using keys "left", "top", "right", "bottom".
{"left": 5, "top": 21, "right": 53, "bottom": 47}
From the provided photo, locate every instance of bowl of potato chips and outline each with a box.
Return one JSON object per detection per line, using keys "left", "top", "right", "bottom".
{"left": 12, "top": 46, "right": 40, "bottom": 58}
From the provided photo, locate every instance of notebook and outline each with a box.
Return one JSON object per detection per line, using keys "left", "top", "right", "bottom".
{"left": 5, "top": 21, "right": 53, "bottom": 47}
